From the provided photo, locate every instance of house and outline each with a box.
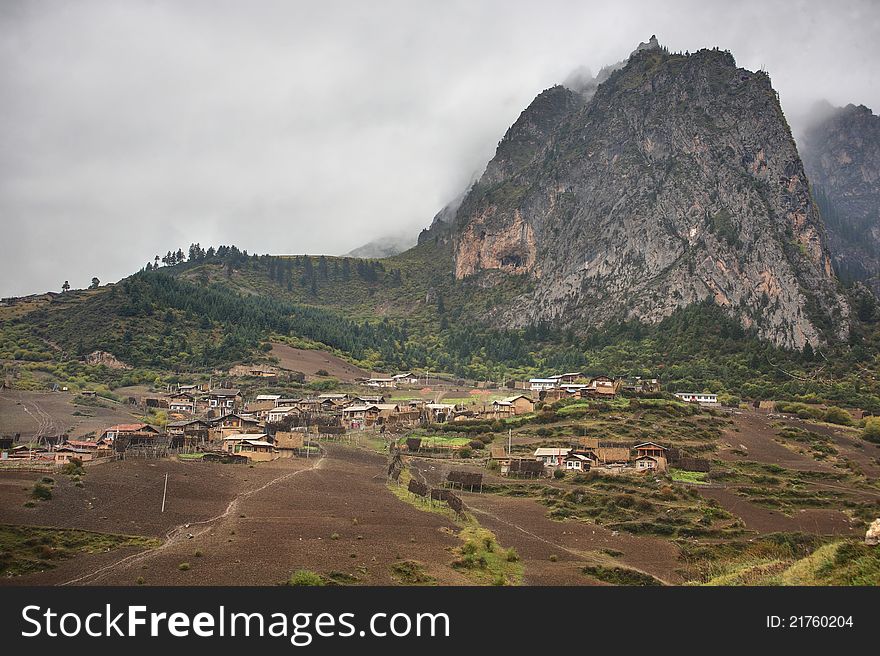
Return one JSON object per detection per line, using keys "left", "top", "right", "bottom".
{"left": 244, "top": 399, "right": 277, "bottom": 419}
{"left": 222, "top": 434, "right": 277, "bottom": 461}
{"left": 166, "top": 419, "right": 210, "bottom": 447}
{"left": 635, "top": 455, "right": 662, "bottom": 471}
{"left": 674, "top": 392, "right": 718, "bottom": 405}
{"left": 504, "top": 395, "right": 535, "bottom": 415}
{"left": 353, "top": 395, "right": 386, "bottom": 405}
{"left": 168, "top": 392, "right": 197, "bottom": 414}
{"left": 275, "top": 397, "right": 302, "bottom": 408}
{"left": 529, "top": 378, "right": 558, "bottom": 392}
{"left": 266, "top": 406, "right": 300, "bottom": 424}
{"left": 101, "top": 423, "right": 160, "bottom": 444}
{"left": 549, "top": 372, "right": 583, "bottom": 384}
{"left": 533, "top": 447, "right": 571, "bottom": 468}
{"left": 563, "top": 452, "right": 595, "bottom": 471}
{"left": 503, "top": 458, "right": 544, "bottom": 478}
{"left": 255, "top": 394, "right": 283, "bottom": 403}
{"left": 63, "top": 438, "right": 112, "bottom": 454}
{"left": 583, "top": 377, "right": 622, "bottom": 398}
{"left": 488, "top": 400, "right": 515, "bottom": 419}
{"left": 365, "top": 378, "right": 396, "bottom": 389}
{"left": 206, "top": 388, "right": 242, "bottom": 411}
{"left": 624, "top": 377, "right": 661, "bottom": 394}
{"left": 341, "top": 404, "right": 381, "bottom": 429}
{"left": 539, "top": 388, "right": 570, "bottom": 403}
{"left": 52, "top": 446, "right": 94, "bottom": 463}
{"left": 391, "top": 372, "right": 420, "bottom": 385}
{"left": 634, "top": 442, "right": 667, "bottom": 459}
{"left": 210, "top": 413, "right": 263, "bottom": 440}
{"left": 425, "top": 403, "right": 457, "bottom": 423}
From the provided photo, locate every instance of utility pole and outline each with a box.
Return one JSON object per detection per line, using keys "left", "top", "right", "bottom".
{"left": 508, "top": 428, "right": 512, "bottom": 457}
{"left": 161, "top": 473, "right": 168, "bottom": 512}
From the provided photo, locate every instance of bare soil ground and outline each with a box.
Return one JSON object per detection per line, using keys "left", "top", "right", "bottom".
{"left": 717, "top": 411, "right": 837, "bottom": 472}
{"left": 0, "top": 390, "right": 142, "bottom": 442}
{"left": 1, "top": 445, "right": 472, "bottom": 586}
{"left": 697, "top": 487, "right": 859, "bottom": 536}
{"left": 269, "top": 343, "right": 376, "bottom": 381}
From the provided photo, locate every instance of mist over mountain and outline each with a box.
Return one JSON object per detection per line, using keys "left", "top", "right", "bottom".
{"left": 801, "top": 101, "right": 880, "bottom": 295}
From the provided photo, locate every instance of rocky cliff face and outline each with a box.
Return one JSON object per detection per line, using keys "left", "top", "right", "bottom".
{"left": 801, "top": 102, "right": 880, "bottom": 295}
{"left": 451, "top": 41, "right": 849, "bottom": 349}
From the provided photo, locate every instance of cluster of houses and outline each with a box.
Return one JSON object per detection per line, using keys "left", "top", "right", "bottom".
{"left": 493, "top": 440, "right": 671, "bottom": 478}
{"left": 526, "top": 374, "right": 661, "bottom": 400}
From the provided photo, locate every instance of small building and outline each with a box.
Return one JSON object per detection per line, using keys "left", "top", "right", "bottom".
{"left": 168, "top": 392, "right": 197, "bottom": 414}
{"left": 391, "top": 372, "right": 420, "bottom": 385}
{"left": 504, "top": 395, "right": 535, "bottom": 415}
{"left": 101, "top": 423, "right": 160, "bottom": 444}
{"left": 166, "top": 419, "right": 210, "bottom": 447}
{"left": 503, "top": 458, "right": 544, "bottom": 478}
{"left": 529, "top": 378, "right": 559, "bottom": 392}
{"left": 365, "top": 378, "right": 396, "bottom": 389}
{"left": 52, "top": 447, "right": 94, "bottom": 463}
{"left": 267, "top": 406, "right": 300, "bottom": 424}
{"left": 533, "top": 447, "right": 571, "bottom": 468}
{"left": 550, "top": 372, "right": 583, "bottom": 384}
{"left": 674, "top": 392, "right": 718, "bottom": 405}
{"left": 563, "top": 452, "right": 595, "bottom": 471}
{"left": 223, "top": 434, "right": 277, "bottom": 461}
{"left": 635, "top": 455, "right": 664, "bottom": 471}
{"left": 342, "top": 404, "right": 381, "bottom": 429}
{"left": 207, "top": 388, "right": 242, "bottom": 411}
{"left": 425, "top": 403, "right": 457, "bottom": 423}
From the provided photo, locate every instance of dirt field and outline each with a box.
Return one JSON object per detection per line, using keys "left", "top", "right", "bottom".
{"left": 269, "top": 343, "right": 376, "bottom": 381}
{"left": 718, "top": 411, "right": 838, "bottom": 471}
{"left": 0, "top": 390, "right": 142, "bottom": 442}
{"left": 1, "top": 445, "right": 475, "bottom": 586}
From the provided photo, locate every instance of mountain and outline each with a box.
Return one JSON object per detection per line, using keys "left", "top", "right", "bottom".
{"left": 801, "top": 101, "right": 880, "bottom": 295}
{"left": 448, "top": 40, "right": 849, "bottom": 349}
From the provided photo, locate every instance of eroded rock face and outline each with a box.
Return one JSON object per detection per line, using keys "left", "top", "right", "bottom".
{"left": 801, "top": 103, "right": 880, "bottom": 296}
{"left": 866, "top": 518, "right": 880, "bottom": 546}
{"left": 451, "top": 43, "right": 849, "bottom": 349}
{"left": 84, "top": 350, "right": 131, "bottom": 370}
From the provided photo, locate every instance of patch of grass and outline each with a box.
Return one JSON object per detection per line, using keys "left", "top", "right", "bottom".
{"left": 390, "top": 560, "right": 436, "bottom": 585}
{"left": 669, "top": 469, "right": 709, "bottom": 484}
{"left": 0, "top": 525, "right": 159, "bottom": 576}
{"left": 582, "top": 565, "right": 663, "bottom": 586}
{"left": 451, "top": 525, "right": 523, "bottom": 585}
{"left": 287, "top": 569, "right": 325, "bottom": 586}
{"left": 178, "top": 562, "right": 190, "bottom": 571}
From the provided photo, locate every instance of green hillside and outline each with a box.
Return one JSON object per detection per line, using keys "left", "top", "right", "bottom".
{"left": 2, "top": 242, "right": 880, "bottom": 413}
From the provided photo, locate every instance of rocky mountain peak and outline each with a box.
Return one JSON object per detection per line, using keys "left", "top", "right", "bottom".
{"left": 449, "top": 45, "right": 849, "bottom": 349}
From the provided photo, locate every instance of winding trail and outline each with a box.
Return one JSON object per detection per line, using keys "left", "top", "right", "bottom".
{"left": 60, "top": 452, "right": 326, "bottom": 585}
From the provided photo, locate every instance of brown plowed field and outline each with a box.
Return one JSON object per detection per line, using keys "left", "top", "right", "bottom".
{"left": 269, "top": 343, "right": 375, "bottom": 381}
{"left": 1, "top": 445, "right": 471, "bottom": 586}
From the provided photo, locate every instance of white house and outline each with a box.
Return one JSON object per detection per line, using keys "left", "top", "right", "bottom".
{"left": 674, "top": 392, "right": 718, "bottom": 405}
{"left": 533, "top": 447, "right": 571, "bottom": 468}
{"left": 267, "top": 406, "right": 299, "bottom": 423}
{"left": 529, "top": 378, "right": 559, "bottom": 392}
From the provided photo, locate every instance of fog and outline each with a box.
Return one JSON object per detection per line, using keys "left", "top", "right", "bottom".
{"left": 1, "top": 0, "right": 878, "bottom": 296}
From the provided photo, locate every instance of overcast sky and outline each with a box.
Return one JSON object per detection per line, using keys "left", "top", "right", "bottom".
{"left": 1, "top": 0, "right": 878, "bottom": 297}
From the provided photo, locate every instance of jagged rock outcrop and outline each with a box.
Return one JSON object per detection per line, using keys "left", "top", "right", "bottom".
{"left": 84, "top": 350, "right": 131, "bottom": 370}
{"left": 801, "top": 102, "right": 880, "bottom": 295}
{"left": 451, "top": 41, "right": 849, "bottom": 348}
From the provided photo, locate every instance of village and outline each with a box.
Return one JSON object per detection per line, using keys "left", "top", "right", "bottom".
{"left": 0, "top": 368, "right": 723, "bottom": 479}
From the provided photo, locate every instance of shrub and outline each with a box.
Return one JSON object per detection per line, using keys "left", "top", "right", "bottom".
{"left": 31, "top": 483, "right": 52, "bottom": 501}
{"left": 862, "top": 417, "right": 880, "bottom": 444}
{"left": 315, "top": 369, "right": 329, "bottom": 377}
{"left": 458, "top": 447, "right": 472, "bottom": 459}
{"left": 822, "top": 407, "right": 853, "bottom": 426}
{"left": 136, "top": 577, "right": 145, "bottom": 585}
{"left": 288, "top": 569, "right": 325, "bottom": 586}
{"left": 553, "top": 469, "right": 565, "bottom": 480}
{"left": 178, "top": 562, "right": 190, "bottom": 571}
{"left": 330, "top": 533, "right": 340, "bottom": 540}
{"left": 549, "top": 554, "right": 558, "bottom": 562}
